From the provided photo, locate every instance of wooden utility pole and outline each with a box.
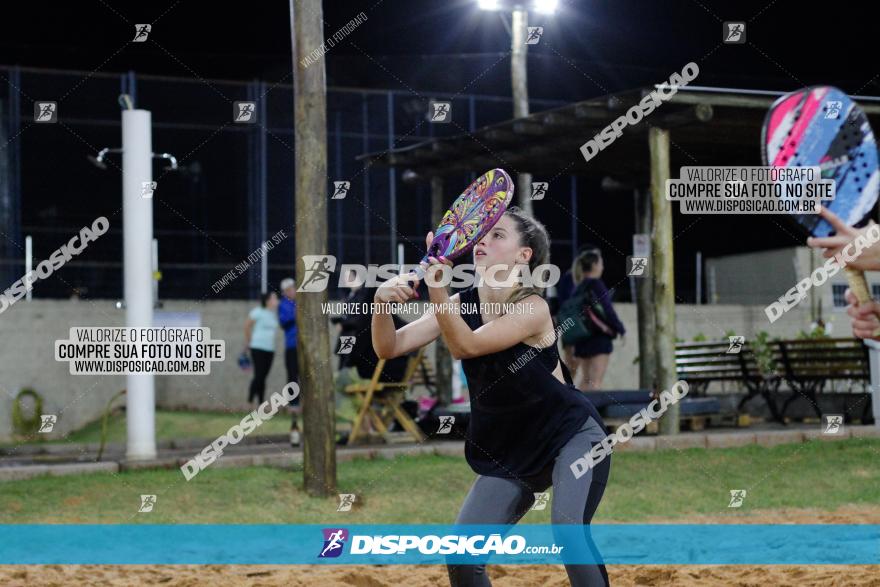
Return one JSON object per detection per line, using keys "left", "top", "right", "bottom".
{"left": 649, "top": 127, "right": 679, "bottom": 434}
{"left": 633, "top": 188, "right": 657, "bottom": 391}
{"left": 511, "top": 8, "right": 533, "bottom": 215}
{"left": 290, "top": 0, "right": 336, "bottom": 495}
{"left": 430, "top": 176, "right": 453, "bottom": 406}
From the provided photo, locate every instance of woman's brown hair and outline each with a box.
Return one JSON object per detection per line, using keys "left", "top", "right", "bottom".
{"left": 502, "top": 206, "right": 551, "bottom": 305}
{"left": 571, "top": 247, "right": 602, "bottom": 284}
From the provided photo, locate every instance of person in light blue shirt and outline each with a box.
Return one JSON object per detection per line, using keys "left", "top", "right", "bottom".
{"left": 245, "top": 292, "right": 279, "bottom": 405}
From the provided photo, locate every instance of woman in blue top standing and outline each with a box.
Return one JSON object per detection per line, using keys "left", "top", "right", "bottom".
{"left": 278, "top": 278, "right": 301, "bottom": 446}
{"left": 245, "top": 291, "right": 279, "bottom": 405}
{"left": 372, "top": 207, "right": 612, "bottom": 587}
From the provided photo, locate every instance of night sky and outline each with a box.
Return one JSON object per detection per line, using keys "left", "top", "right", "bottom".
{"left": 1, "top": 1, "right": 877, "bottom": 300}
{"left": 3, "top": 1, "right": 875, "bottom": 96}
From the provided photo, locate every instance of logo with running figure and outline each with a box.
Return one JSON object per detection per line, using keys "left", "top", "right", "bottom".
{"left": 627, "top": 256, "right": 648, "bottom": 277}
{"left": 526, "top": 27, "right": 543, "bottom": 45}
{"left": 318, "top": 528, "right": 349, "bottom": 558}
{"left": 233, "top": 101, "right": 257, "bottom": 124}
{"left": 331, "top": 181, "right": 350, "bottom": 200}
{"left": 337, "top": 494, "right": 356, "bottom": 512}
{"left": 824, "top": 101, "right": 843, "bottom": 120}
{"left": 822, "top": 414, "right": 844, "bottom": 435}
{"left": 723, "top": 22, "right": 745, "bottom": 44}
{"left": 727, "top": 336, "right": 745, "bottom": 354}
{"left": 38, "top": 415, "right": 57, "bottom": 433}
{"left": 337, "top": 336, "right": 356, "bottom": 355}
{"left": 531, "top": 492, "right": 550, "bottom": 511}
{"left": 298, "top": 255, "right": 337, "bottom": 292}
{"left": 728, "top": 489, "right": 746, "bottom": 508}
{"left": 34, "top": 102, "right": 58, "bottom": 123}
{"left": 436, "top": 415, "right": 455, "bottom": 434}
{"left": 428, "top": 101, "right": 451, "bottom": 123}
{"left": 138, "top": 494, "right": 157, "bottom": 513}
{"left": 141, "top": 181, "right": 157, "bottom": 199}
{"left": 530, "top": 182, "right": 548, "bottom": 201}
{"left": 133, "top": 24, "right": 152, "bottom": 42}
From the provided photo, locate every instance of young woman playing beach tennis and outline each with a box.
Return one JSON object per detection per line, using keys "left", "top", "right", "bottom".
{"left": 371, "top": 206, "right": 613, "bottom": 587}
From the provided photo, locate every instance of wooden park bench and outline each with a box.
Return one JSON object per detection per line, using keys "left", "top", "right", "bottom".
{"left": 775, "top": 338, "right": 870, "bottom": 421}
{"left": 344, "top": 347, "right": 428, "bottom": 446}
{"left": 675, "top": 337, "right": 871, "bottom": 424}
{"left": 675, "top": 339, "right": 781, "bottom": 423}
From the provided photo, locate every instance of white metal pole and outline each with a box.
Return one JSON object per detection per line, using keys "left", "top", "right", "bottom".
{"left": 865, "top": 340, "right": 880, "bottom": 427}
{"left": 152, "top": 237, "right": 159, "bottom": 306}
{"left": 511, "top": 7, "right": 532, "bottom": 215}
{"left": 123, "top": 109, "right": 157, "bottom": 460}
{"left": 25, "top": 235, "right": 32, "bottom": 301}
{"left": 261, "top": 241, "right": 268, "bottom": 294}
{"left": 695, "top": 251, "right": 702, "bottom": 305}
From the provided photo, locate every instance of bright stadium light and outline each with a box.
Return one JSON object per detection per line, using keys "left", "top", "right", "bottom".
{"left": 533, "top": 0, "right": 558, "bottom": 14}
{"left": 478, "top": 0, "right": 500, "bottom": 10}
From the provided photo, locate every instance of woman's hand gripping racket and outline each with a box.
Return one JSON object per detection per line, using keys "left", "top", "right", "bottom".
{"left": 376, "top": 169, "right": 514, "bottom": 302}
{"left": 763, "top": 86, "right": 880, "bottom": 303}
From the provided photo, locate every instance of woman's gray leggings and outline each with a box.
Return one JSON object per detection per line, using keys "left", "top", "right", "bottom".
{"left": 447, "top": 417, "right": 612, "bottom": 587}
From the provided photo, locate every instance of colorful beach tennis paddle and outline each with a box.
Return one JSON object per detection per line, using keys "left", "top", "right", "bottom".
{"left": 762, "top": 86, "right": 880, "bottom": 302}
{"left": 410, "top": 168, "right": 514, "bottom": 279}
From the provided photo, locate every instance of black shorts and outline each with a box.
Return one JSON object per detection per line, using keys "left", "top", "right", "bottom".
{"left": 574, "top": 334, "right": 613, "bottom": 358}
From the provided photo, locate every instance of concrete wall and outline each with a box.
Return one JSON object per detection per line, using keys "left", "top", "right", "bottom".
{"left": 706, "top": 247, "right": 800, "bottom": 305}
{"left": 600, "top": 301, "right": 814, "bottom": 390}
{"left": 1, "top": 296, "right": 829, "bottom": 442}
{"left": 706, "top": 246, "right": 880, "bottom": 336}
{"left": 0, "top": 299, "right": 339, "bottom": 442}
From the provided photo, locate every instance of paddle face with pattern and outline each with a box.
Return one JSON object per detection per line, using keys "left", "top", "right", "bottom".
{"left": 411, "top": 168, "right": 514, "bottom": 279}
{"left": 762, "top": 86, "right": 880, "bottom": 301}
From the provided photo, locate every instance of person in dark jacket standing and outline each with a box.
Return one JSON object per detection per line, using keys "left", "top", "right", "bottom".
{"left": 555, "top": 245, "right": 601, "bottom": 381}
{"left": 279, "top": 277, "right": 300, "bottom": 446}
{"left": 570, "top": 249, "right": 625, "bottom": 391}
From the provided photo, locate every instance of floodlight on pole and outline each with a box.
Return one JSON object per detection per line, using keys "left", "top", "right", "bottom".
{"left": 533, "top": 0, "right": 558, "bottom": 14}
{"left": 477, "top": 0, "right": 558, "bottom": 13}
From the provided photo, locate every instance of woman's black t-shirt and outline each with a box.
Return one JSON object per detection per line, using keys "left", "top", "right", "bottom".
{"left": 458, "top": 287, "right": 609, "bottom": 478}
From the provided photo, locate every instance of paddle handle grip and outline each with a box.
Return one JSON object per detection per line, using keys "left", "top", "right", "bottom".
{"left": 400, "top": 256, "right": 429, "bottom": 281}
{"left": 845, "top": 267, "right": 872, "bottom": 304}
{"left": 404, "top": 253, "right": 455, "bottom": 281}
{"left": 410, "top": 264, "right": 427, "bottom": 280}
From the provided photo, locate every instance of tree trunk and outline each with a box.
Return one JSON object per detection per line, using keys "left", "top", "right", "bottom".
{"left": 430, "top": 176, "right": 453, "bottom": 406}
{"left": 649, "top": 127, "right": 679, "bottom": 434}
{"left": 633, "top": 188, "right": 657, "bottom": 392}
{"left": 290, "top": 0, "right": 336, "bottom": 496}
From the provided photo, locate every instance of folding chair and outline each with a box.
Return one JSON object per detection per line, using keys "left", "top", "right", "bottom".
{"left": 345, "top": 347, "right": 428, "bottom": 446}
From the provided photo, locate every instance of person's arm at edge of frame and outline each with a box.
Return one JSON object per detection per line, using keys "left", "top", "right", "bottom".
{"left": 807, "top": 206, "right": 880, "bottom": 339}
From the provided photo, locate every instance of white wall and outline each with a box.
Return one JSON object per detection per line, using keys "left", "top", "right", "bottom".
{"left": 1, "top": 296, "right": 829, "bottom": 441}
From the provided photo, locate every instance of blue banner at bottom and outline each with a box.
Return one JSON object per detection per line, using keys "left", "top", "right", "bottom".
{"left": 0, "top": 524, "right": 877, "bottom": 565}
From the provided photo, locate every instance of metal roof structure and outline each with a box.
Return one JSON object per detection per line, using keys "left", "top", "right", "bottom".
{"left": 358, "top": 85, "right": 880, "bottom": 182}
